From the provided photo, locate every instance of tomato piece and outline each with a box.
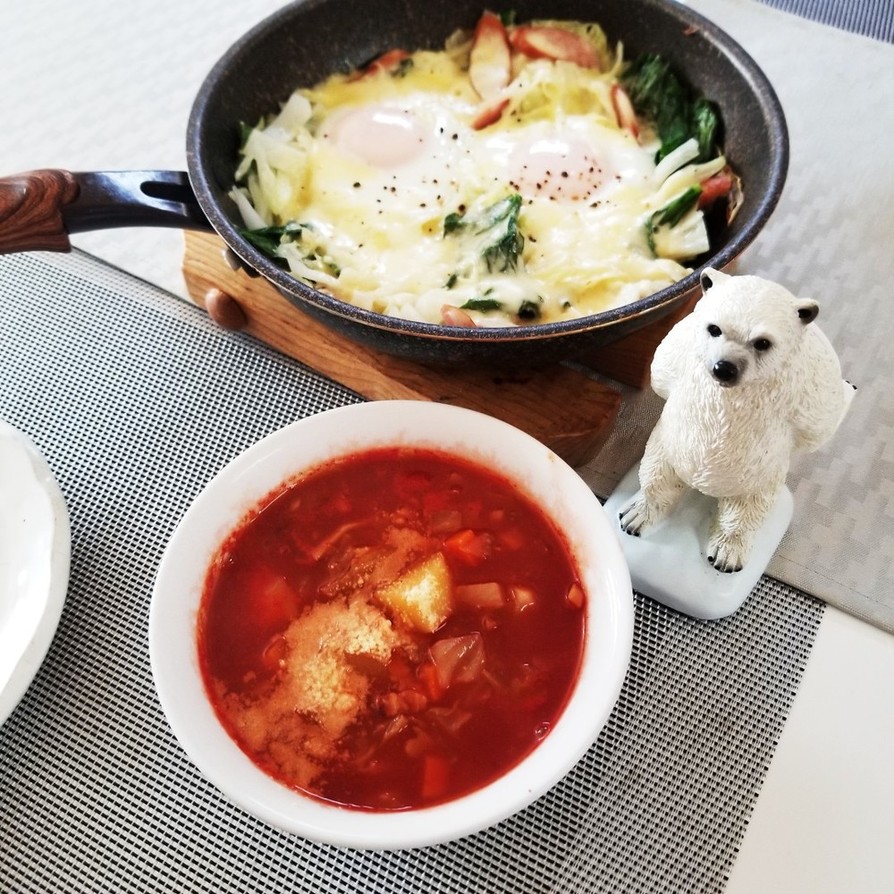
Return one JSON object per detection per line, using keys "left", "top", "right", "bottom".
{"left": 443, "top": 528, "right": 492, "bottom": 565}
{"left": 509, "top": 26, "right": 601, "bottom": 68}
{"left": 469, "top": 11, "right": 512, "bottom": 100}
{"left": 698, "top": 171, "right": 735, "bottom": 208}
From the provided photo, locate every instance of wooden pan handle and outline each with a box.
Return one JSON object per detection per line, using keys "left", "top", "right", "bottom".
{"left": 0, "top": 169, "right": 79, "bottom": 254}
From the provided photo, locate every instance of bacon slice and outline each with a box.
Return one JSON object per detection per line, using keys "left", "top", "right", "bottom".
{"left": 469, "top": 11, "right": 512, "bottom": 99}
{"left": 611, "top": 83, "right": 639, "bottom": 138}
{"left": 698, "top": 171, "right": 735, "bottom": 208}
{"left": 352, "top": 48, "right": 410, "bottom": 80}
{"left": 440, "top": 305, "right": 477, "bottom": 327}
{"left": 509, "top": 25, "right": 601, "bottom": 68}
{"left": 471, "top": 95, "right": 510, "bottom": 130}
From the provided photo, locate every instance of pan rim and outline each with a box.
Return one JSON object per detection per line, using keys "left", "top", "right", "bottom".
{"left": 185, "top": 0, "right": 789, "bottom": 348}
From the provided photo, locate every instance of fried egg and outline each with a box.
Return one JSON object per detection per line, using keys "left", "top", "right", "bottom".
{"left": 495, "top": 120, "right": 653, "bottom": 203}
{"left": 321, "top": 104, "right": 431, "bottom": 169}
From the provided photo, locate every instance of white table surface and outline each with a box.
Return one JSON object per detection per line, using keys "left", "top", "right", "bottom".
{"left": 3, "top": 1, "right": 893, "bottom": 890}
{"left": 726, "top": 609, "right": 894, "bottom": 894}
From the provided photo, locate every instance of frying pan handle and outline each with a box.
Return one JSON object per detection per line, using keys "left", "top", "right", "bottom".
{"left": 0, "top": 169, "right": 213, "bottom": 255}
{"left": 0, "top": 169, "right": 79, "bottom": 253}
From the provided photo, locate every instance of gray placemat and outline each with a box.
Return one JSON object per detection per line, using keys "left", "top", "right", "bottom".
{"left": 0, "top": 251, "right": 823, "bottom": 893}
{"left": 758, "top": 0, "right": 894, "bottom": 41}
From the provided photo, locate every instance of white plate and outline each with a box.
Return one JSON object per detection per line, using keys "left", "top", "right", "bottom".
{"left": 0, "top": 421, "right": 71, "bottom": 727}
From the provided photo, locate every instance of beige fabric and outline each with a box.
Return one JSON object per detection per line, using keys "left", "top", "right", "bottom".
{"left": 587, "top": 0, "right": 894, "bottom": 630}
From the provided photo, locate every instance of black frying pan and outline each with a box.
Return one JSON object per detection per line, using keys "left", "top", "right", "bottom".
{"left": 0, "top": 0, "right": 788, "bottom": 366}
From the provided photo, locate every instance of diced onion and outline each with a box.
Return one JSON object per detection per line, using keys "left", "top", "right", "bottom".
{"left": 653, "top": 138, "right": 700, "bottom": 184}
{"left": 455, "top": 581, "right": 504, "bottom": 609}
{"left": 430, "top": 633, "right": 485, "bottom": 688}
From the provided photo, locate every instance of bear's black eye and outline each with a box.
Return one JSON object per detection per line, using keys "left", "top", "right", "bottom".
{"left": 707, "top": 324, "right": 721, "bottom": 337}
{"left": 753, "top": 337, "right": 772, "bottom": 352}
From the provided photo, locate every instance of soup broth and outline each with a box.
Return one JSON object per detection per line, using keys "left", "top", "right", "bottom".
{"left": 198, "top": 447, "right": 586, "bottom": 811}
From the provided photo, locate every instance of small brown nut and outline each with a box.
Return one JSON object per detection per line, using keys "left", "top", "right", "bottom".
{"left": 204, "top": 288, "right": 247, "bottom": 331}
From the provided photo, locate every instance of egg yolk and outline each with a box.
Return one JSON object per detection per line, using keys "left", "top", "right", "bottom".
{"left": 322, "top": 105, "right": 429, "bottom": 168}
{"left": 508, "top": 134, "right": 607, "bottom": 202}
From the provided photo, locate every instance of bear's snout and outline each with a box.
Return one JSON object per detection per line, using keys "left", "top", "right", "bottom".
{"left": 712, "top": 359, "right": 741, "bottom": 386}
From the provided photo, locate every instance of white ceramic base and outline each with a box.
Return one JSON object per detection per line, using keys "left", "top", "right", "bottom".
{"left": 603, "top": 464, "right": 793, "bottom": 620}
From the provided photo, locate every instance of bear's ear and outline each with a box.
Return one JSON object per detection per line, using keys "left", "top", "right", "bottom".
{"left": 796, "top": 299, "right": 819, "bottom": 325}
{"left": 699, "top": 267, "right": 728, "bottom": 293}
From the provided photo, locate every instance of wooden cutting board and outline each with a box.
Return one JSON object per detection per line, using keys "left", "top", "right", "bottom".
{"left": 181, "top": 231, "right": 695, "bottom": 467}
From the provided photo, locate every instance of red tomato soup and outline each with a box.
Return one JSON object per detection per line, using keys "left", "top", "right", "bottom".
{"left": 197, "top": 447, "right": 586, "bottom": 811}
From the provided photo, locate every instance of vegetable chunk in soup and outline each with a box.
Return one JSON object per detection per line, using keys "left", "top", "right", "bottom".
{"left": 198, "top": 448, "right": 586, "bottom": 811}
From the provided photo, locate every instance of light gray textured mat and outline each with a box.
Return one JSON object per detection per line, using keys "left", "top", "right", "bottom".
{"left": 589, "top": 0, "right": 894, "bottom": 632}
{"left": 0, "top": 252, "right": 822, "bottom": 893}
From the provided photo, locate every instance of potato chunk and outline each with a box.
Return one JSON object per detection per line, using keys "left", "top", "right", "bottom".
{"left": 377, "top": 552, "right": 453, "bottom": 632}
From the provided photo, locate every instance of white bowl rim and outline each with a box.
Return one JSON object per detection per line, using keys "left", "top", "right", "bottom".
{"left": 149, "top": 400, "right": 633, "bottom": 850}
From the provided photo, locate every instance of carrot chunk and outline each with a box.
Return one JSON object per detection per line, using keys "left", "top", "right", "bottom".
{"left": 443, "top": 529, "right": 493, "bottom": 565}
{"left": 417, "top": 660, "right": 444, "bottom": 702}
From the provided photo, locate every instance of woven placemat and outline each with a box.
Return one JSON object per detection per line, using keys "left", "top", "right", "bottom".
{"left": 0, "top": 251, "right": 823, "bottom": 893}
{"left": 757, "top": 0, "right": 894, "bottom": 40}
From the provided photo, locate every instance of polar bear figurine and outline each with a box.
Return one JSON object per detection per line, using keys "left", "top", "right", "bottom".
{"left": 618, "top": 267, "right": 854, "bottom": 573}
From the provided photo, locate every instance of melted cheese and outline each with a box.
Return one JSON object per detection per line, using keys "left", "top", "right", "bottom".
{"left": 230, "top": 24, "right": 721, "bottom": 327}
